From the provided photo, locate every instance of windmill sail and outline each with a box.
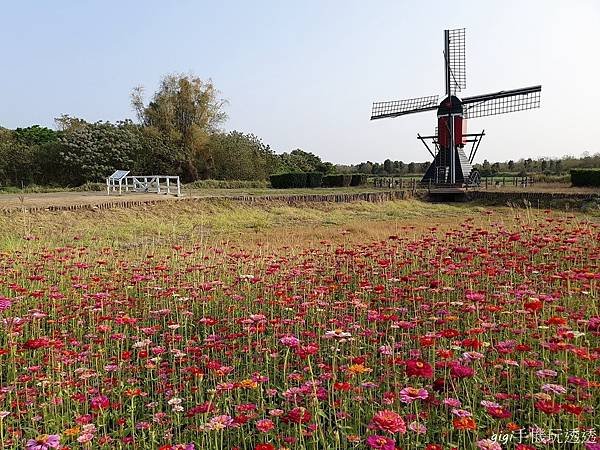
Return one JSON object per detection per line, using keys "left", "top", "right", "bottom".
{"left": 447, "top": 28, "right": 466, "bottom": 94}
{"left": 462, "top": 85, "right": 541, "bottom": 119}
{"left": 371, "top": 95, "right": 439, "bottom": 120}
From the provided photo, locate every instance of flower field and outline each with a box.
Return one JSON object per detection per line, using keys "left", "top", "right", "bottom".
{"left": 0, "top": 203, "right": 598, "bottom": 449}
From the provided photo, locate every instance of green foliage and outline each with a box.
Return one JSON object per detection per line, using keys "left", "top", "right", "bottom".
{"left": 131, "top": 73, "right": 228, "bottom": 180}
{"left": 186, "top": 179, "right": 269, "bottom": 189}
{"left": 322, "top": 174, "right": 352, "bottom": 188}
{"left": 14, "top": 125, "right": 58, "bottom": 146}
{"left": 350, "top": 174, "right": 367, "bottom": 186}
{"left": 305, "top": 172, "right": 324, "bottom": 188}
{"left": 270, "top": 172, "right": 309, "bottom": 189}
{"left": 133, "top": 127, "right": 188, "bottom": 177}
{"left": 58, "top": 121, "right": 139, "bottom": 184}
{"left": 570, "top": 168, "right": 600, "bottom": 187}
{"left": 207, "top": 131, "right": 278, "bottom": 180}
{"left": 279, "top": 149, "right": 333, "bottom": 173}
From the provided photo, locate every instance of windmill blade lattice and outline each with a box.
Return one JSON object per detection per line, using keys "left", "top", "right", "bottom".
{"left": 448, "top": 28, "right": 466, "bottom": 94}
{"left": 371, "top": 95, "right": 439, "bottom": 120}
{"left": 462, "top": 85, "right": 541, "bottom": 119}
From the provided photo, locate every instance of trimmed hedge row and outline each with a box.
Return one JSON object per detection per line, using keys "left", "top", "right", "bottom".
{"left": 269, "top": 172, "right": 367, "bottom": 189}
{"left": 322, "top": 174, "right": 352, "bottom": 188}
{"left": 570, "top": 169, "right": 600, "bottom": 187}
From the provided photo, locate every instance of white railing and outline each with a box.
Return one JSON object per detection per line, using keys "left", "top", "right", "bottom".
{"left": 106, "top": 175, "right": 181, "bottom": 196}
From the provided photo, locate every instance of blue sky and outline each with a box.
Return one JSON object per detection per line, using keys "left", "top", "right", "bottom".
{"left": 1, "top": 0, "right": 598, "bottom": 164}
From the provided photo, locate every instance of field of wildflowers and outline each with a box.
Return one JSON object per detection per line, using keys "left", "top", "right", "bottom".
{"left": 0, "top": 202, "right": 598, "bottom": 449}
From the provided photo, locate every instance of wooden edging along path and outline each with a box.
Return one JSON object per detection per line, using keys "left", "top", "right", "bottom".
{"left": 0, "top": 190, "right": 416, "bottom": 214}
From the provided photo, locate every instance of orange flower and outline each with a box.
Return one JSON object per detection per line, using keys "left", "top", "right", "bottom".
{"left": 239, "top": 379, "right": 258, "bottom": 389}
{"left": 347, "top": 363, "right": 372, "bottom": 375}
{"left": 452, "top": 416, "right": 477, "bottom": 431}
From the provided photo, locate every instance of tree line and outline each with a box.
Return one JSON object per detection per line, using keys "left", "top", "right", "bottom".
{"left": 0, "top": 73, "right": 333, "bottom": 188}
{"left": 1, "top": 72, "right": 597, "bottom": 187}
{"left": 336, "top": 153, "right": 600, "bottom": 177}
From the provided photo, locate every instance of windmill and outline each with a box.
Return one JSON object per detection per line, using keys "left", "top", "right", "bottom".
{"left": 370, "top": 28, "right": 541, "bottom": 187}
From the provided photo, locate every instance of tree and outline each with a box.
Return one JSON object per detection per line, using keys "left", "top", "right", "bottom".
{"left": 208, "top": 131, "right": 277, "bottom": 180}
{"left": 407, "top": 162, "right": 416, "bottom": 174}
{"left": 14, "top": 125, "right": 58, "bottom": 146}
{"left": 279, "top": 149, "right": 333, "bottom": 173}
{"left": 383, "top": 159, "right": 393, "bottom": 174}
{"left": 131, "top": 73, "right": 228, "bottom": 180}
{"left": 58, "top": 121, "right": 140, "bottom": 184}
{"left": 508, "top": 160, "right": 515, "bottom": 171}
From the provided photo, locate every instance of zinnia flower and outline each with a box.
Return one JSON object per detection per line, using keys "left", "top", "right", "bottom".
{"left": 366, "top": 435, "right": 396, "bottom": 450}
{"left": 26, "top": 434, "right": 61, "bottom": 450}
{"left": 369, "top": 410, "right": 406, "bottom": 434}
{"left": 405, "top": 359, "right": 433, "bottom": 378}
{"left": 477, "top": 439, "right": 503, "bottom": 450}
{"left": 399, "top": 387, "right": 429, "bottom": 404}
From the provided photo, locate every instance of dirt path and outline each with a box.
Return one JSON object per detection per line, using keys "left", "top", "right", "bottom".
{"left": 0, "top": 184, "right": 597, "bottom": 213}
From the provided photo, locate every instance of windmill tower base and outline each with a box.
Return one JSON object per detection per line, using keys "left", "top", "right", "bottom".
{"left": 421, "top": 147, "right": 472, "bottom": 185}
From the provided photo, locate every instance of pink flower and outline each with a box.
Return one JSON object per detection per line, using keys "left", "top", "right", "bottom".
{"left": 444, "top": 397, "right": 462, "bottom": 408}
{"left": 477, "top": 439, "right": 503, "bottom": 450}
{"left": 279, "top": 336, "right": 300, "bottom": 347}
{"left": 366, "top": 435, "right": 396, "bottom": 450}
{"left": 399, "top": 387, "right": 428, "bottom": 404}
{"left": 0, "top": 297, "right": 11, "bottom": 311}
{"left": 26, "top": 434, "right": 61, "bottom": 450}
{"left": 255, "top": 419, "right": 275, "bottom": 433}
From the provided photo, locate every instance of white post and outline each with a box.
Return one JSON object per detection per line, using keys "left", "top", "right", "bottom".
{"left": 106, "top": 178, "right": 110, "bottom": 196}
{"left": 156, "top": 177, "right": 161, "bottom": 194}
{"left": 166, "top": 177, "right": 170, "bottom": 194}
{"left": 119, "top": 178, "right": 122, "bottom": 195}
{"left": 177, "top": 176, "right": 181, "bottom": 196}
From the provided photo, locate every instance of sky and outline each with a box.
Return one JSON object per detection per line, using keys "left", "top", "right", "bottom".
{"left": 1, "top": 0, "right": 599, "bottom": 165}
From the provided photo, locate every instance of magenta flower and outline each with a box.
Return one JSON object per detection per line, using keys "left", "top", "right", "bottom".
{"left": 26, "top": 434, "right": 60, "bottom": 450}
{"left": 0, "top": 297, "right": 11, "bottom": 311}
{"left": 366, "top": 435, "right": 396, "bottom": 450}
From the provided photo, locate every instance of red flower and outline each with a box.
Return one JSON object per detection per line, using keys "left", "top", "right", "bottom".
{"left": 370, "top": 410, "right": 406, "bottom": 434}
{"left": 486, "top": 406, "right": 511, "bottom": 419}
{"left": 534, "top": 399, "right": 561, "bottom": 415}
{"left": 405, "top": 360, "right": 433, "bottom": 378}
{"left": 90, "top": 395, "right": 110, "bottom": 410}
{"left": 255, "top": 445, "right": 275, "bottom": 450}
{"left": 282, "top": 407, "right": 311, "bottom": 424}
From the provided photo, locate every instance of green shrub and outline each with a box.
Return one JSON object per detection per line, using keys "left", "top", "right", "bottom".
{"left": 305, "top": 172, "right": 323, "bottom": 188}
{"left": 570, "top": 168, "right": 600, "bottom": 187}
{"left": 350, "top": 174, "right": 367, "bottom": 186}
{"left": 269, "top": 173, "right": 308, "bottom": 189}
{"left": 322, "top": 174, "right": 352, "bottom": 188}
{"left": 186, "top": 179, "right": 269, "bottom": 189}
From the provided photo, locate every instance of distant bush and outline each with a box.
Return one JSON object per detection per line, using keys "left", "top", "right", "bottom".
{"left": 186, "top": 179, "right": 269, "bottom": 189}
{"left": 270, "top": 173, "right": 308, "bottom": 189}
{"left": 322, "top": 174, "right": 352, "bottom": 188}
{"left": 350, "top": 174, "right": 367, "bottom": 186}
{"left": 531, "top": 174, "right": 571, "bottom": 184}
{"left": 570, "top": 168, "right": 600, "bottom": 187}
{"left": 305, "top": 172, "right": 323, "bottom": 188}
